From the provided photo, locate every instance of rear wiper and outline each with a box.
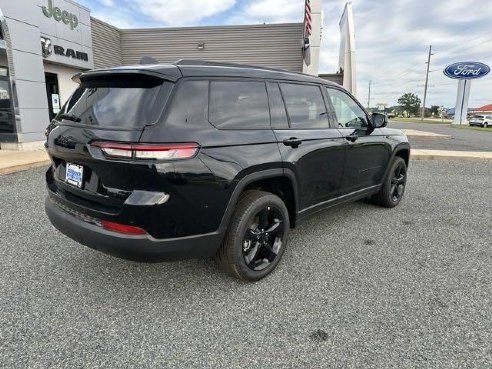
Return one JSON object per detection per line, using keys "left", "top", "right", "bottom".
{"left": 56, "top": 114, "right": 81, "bottom": 122}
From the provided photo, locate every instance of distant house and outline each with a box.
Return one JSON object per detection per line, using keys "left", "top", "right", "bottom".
{"left": 470, "top": 103, "right": 492, "bottom": 115}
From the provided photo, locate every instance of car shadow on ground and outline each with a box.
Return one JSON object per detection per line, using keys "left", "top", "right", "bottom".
{"left": 59, "top": 197, "right": 384, "bottom": 292}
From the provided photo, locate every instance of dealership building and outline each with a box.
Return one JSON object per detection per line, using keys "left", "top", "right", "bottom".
{"left": 0, "top": 0, "right": 353, "bottom": 150}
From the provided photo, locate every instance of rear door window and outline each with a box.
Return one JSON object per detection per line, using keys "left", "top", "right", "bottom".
{"left": 209, "top": 80, "right": 270, "bottom": 129}
{"left": 57, "top": 75, "right": 169, "bottom": 129}
{"left": 279, "top": 83, "right": 329, "bottom": 129}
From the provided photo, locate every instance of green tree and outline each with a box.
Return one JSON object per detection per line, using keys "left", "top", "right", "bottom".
{"left": 398, "top": 93, "right": 421, "bottom": 116}
{"left": 430, "top": 105, "right": 440, "bottom": 116}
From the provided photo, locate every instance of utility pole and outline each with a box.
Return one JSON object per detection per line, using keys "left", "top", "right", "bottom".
{"left": 421, "top": 45, "right": 432, "bottom": 121}
{"left": 367, "top": 80, "right": 371, "bottom": 109}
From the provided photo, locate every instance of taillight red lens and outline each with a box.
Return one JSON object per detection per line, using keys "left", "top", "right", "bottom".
{"left": 101, "top": 220, "right": 147, "bottom": 235}
{"left": 91, "top": 141, "right": 199, "bottom": 160}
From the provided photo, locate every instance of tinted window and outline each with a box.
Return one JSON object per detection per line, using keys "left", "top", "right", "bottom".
{"left": 279, "top": 83, "right": 328, "bottom": 129}
{"left": 326, "top": 88, "right": 368, "bottom": 128}
{"left": 166, "top": 80, "right": 208, "bottom": 125}
{"left": 267, "top": 82, "right": 289, "bottom": 129}
{"left": 209, "top": 80, "right": 270, "bottom": 129}
{"left": 57, "top": 76, "right": 166, "bottom": 129}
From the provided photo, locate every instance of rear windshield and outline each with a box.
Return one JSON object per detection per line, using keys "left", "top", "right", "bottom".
{"left": 56, "top": 75, "right": 168, "bottom": 129}
{"left": 473, "top": 115, "right": 485, "bottom": 119}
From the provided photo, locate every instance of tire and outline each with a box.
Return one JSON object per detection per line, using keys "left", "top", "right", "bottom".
{"left": 216, "top": 190, "right": 290, "bottom": 281}
{"left": 484, "top": 122, "right": 488, "bottom": 128}
{"left": 373, "top": 157, "right": 407, "bottom": 208}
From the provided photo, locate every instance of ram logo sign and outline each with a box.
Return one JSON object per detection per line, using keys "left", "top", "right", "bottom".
{"left": 443, "top": 62, "right": 490, "bottom": 80}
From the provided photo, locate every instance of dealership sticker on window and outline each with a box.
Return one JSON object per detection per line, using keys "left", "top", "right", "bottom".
{"left": 52, "top": 94, "right": 60, "bottom": 114}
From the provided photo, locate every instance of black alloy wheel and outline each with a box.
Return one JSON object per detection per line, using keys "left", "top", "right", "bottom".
{"left": 242, "top": 206, "right": 285, "bottom": 271}
{"left": 390, "top": 161, "right": 406, "bottom": 203}
{"left": 374, "top": 156, "right": 407, "bottom": 208}
{"left": 216, "top": 190, "right": 290, "bottom": 281}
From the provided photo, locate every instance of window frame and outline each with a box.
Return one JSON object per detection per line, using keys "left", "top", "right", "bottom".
{"left": 266, "top": 81, "right": 290, "bottom": 130}
{"left": 207, "top": 77, "right": 272, "bottom": 130}
{"left": 276, "top": 81, "right": 331, "bottom": 130}
{"left": 324, "top": 85, "right": 371, "bottom": 129}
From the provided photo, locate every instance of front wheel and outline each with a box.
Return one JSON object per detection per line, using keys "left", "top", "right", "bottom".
{"left": 484, "top": 122, "right": 488, "bottom": 128}
{"left": 373, "top": 157, "right": 407, "bottom": 208}
{"left": 216, "top": 190, "right": 290, "bottom": 281}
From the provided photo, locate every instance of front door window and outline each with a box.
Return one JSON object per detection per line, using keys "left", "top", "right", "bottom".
{"left": 326, "top": 88, "right": 368, "bottom": 129}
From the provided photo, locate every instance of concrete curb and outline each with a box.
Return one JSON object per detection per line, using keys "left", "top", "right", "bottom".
{"left": 0, "top": 150, "right": 50, "bottom": 176}
{"left": 0, "top": 160, "right": 51, "bottom": 176}
{"left": 402, "top": 129, "right": 451, "bottom": 140}
{"left": 411, "top": 150, "right": 492, "bottom": 162}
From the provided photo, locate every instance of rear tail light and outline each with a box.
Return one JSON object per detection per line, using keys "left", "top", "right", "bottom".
{"left": 91, "top": 141, "right": 199, "bottom": 160}
{"left": 101, "top": 220, "right": 147, "bottom": 235}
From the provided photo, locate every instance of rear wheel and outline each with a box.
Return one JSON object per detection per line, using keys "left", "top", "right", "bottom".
{"left": 216, "top": 190, "right": 290, "bottom": 281}
{"left": 373, "top": 157, "right": 407, "bottom": 208}
{"left": 484, "top": 122, "right": 488, "bottom": 128}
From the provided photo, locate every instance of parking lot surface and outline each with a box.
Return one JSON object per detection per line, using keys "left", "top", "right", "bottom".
{"left": 1, "top": 162, "right": 491, "bottom": 368}
{"left": 388, "top": 121, "right": 492, "bottom": 152}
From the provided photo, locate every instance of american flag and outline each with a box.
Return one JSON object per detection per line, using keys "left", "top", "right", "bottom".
{"left": 303, "top": 0, "right": 312, "bottom": 65}
{"left": 304, "top": 0, "right": 312, "bottom": 37}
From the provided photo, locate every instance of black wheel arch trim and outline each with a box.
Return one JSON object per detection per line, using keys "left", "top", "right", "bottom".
{"left": 382, "top": 143, "right": 410, "bottom": 181}
{"left": 217, "top": 168, "right": 299, "bottom": 235}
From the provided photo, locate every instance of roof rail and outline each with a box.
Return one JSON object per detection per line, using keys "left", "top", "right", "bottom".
{"left": 173, "top": 59, "right": 293, "bottom": 74}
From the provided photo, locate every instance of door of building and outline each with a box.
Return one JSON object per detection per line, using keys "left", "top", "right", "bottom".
{"left": 45, "top": 72, "right": 60, "bottom": 122}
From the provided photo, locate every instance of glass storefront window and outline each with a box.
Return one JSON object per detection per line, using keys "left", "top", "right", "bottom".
{"left": 0, "top": 48, "right": 15, "bottom": 134}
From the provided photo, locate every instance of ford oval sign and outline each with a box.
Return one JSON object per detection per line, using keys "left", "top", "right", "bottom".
{"left": 444, "top": 62, "right": 490, "bottom": 79}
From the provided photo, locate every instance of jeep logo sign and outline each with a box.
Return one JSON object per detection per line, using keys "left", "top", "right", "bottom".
{"left": 444, "top": 62, "right": 490, "bottom": 80}
{"left": 42, "top": 0, "right": 79, "bottom": 30}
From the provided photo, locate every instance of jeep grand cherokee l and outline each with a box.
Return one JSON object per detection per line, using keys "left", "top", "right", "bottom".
{"left": 45, "top": 60, "right": 410, "bottom": 281}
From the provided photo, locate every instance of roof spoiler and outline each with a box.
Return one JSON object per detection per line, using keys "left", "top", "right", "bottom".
{"left": 71, "top": 72, "right": 82, "bottom": 84}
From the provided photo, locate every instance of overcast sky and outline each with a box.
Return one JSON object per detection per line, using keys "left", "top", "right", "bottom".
{"left": 80, "top": 0, "right": 492, "bottom": 108}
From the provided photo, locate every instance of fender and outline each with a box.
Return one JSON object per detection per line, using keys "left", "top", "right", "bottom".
{"left": 381, "top": 142, "right": 411, "bottom": 182}
{"left": 216, "top": 168, "right": 299, "bottom": 235}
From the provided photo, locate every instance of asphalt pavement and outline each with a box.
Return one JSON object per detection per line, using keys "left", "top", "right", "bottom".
{"left": 1, "top": 163, "right": 491, "bottom": 368}
{"left": 388, "top": 121, "right": 492, "bottom": 152}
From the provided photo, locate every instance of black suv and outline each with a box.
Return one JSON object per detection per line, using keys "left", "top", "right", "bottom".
{"left": 45, "top": 60, "right": 410, "bottom": 281}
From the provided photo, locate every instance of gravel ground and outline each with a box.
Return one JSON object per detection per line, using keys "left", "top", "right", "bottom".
{"left": 388, "top": 121, "right": 492, "bottom": 151}
{"left": 1, "top": 162, "right": 491, "bottom": 368}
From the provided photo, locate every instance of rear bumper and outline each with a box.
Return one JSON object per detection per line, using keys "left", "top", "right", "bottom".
{"left": 45, "top": 196, "right": 223, "bottom": 262}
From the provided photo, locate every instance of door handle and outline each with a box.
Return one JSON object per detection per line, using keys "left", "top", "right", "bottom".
{"left": 344, "top": 134, "right": 358, "bottom": 142}
{"left": 283, "top": 137, "right": 302, "bottom": 148}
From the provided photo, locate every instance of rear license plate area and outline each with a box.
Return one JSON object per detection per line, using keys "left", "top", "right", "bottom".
{"left": 66, "top": 163, "right": 84, "bottom": 188}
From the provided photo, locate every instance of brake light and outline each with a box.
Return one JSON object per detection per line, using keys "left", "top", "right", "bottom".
{"left": 91, "top": 141, "right": 199, "bottom": 160}
{"left": 101, "top": 220, "right": 147, "bottom": 235}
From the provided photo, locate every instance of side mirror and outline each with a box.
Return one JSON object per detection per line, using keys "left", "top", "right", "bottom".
{"left": 371, "top": 113, "right": 387, "bottom": 128}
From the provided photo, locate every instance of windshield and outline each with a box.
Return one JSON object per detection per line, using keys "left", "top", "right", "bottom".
{"left": 56, "top": 76, "right": 166, "bottom": 129}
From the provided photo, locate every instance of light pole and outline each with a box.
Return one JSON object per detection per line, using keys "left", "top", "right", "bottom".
{"left": 421, "top": 45, "right": 433, "bottom": 121}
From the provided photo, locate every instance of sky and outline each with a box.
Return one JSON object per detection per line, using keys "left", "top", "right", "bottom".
{"left": 78, "top": 0, "right": 492, "bottom": 109}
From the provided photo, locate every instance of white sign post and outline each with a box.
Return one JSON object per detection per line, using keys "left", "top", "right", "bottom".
{"left": 453, "top": 79, "right": 472, "bottom": 125}
{"left": 443, "top": 62, "right": 490, "bottom": 125}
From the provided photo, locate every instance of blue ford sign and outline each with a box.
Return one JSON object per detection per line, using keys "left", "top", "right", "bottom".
{"left": 444, "top": 62, "right": 490, "bottom": 79}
